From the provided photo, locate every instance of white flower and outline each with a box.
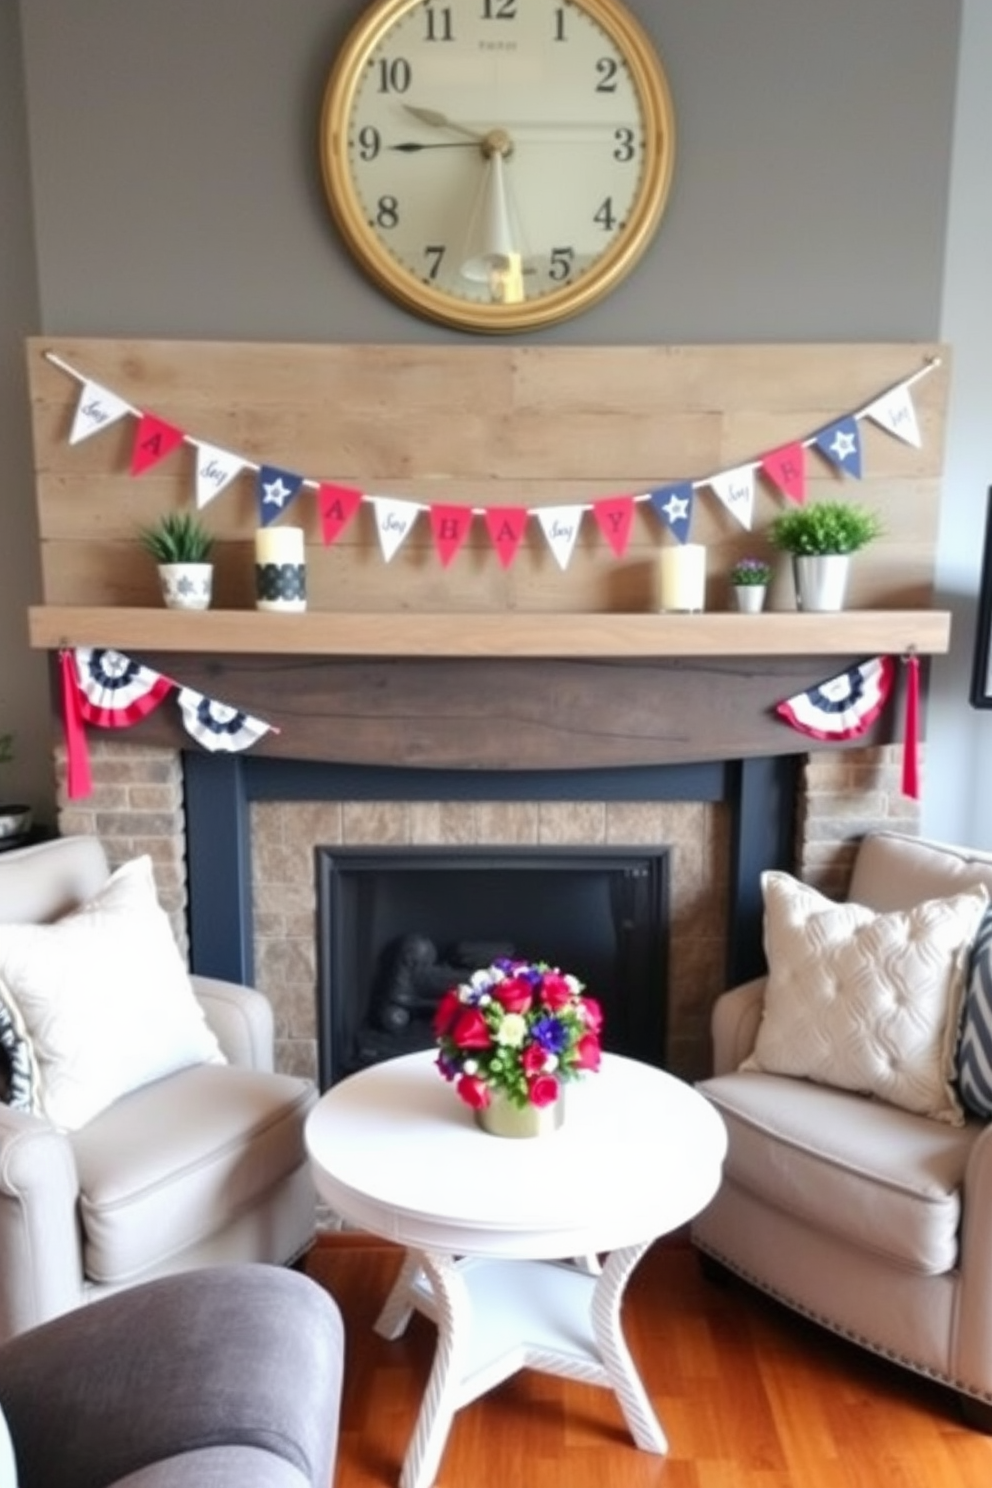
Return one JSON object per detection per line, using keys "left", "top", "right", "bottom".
{"left": 494, "top": 1012, "right": 528, "bottom": 1048}
{"left": 463, "top": 1058, "right": 479, "bottom": 1076}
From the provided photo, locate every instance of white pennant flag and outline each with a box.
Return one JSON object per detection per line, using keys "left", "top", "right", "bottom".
{"left": 864, "top": 385, "right": 921, "bottom": 448}
{"left": 708, "top": 465, "right": 755, "bottom": 530}
{"left": 194, "top": 443, "right": 246, "bottom": 508}
{"left": 536, "top": 506, "right": 584, "bottom": 571}
{"left": 69, "top": 380, "right": 133, "bottom": 444}
{"left": 371, "top": 496, "right": 419, "bottom": 563}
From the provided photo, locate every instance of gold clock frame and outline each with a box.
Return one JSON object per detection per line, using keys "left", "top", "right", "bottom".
{"left": 318, "top": 0, "right": 676, "bottom": 333}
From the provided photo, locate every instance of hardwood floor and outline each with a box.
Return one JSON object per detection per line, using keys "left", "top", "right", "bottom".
{"left": 305, "top": 1234, "right": 992, "bottom": 1488}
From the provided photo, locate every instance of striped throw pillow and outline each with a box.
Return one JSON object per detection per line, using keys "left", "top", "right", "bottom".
{"left": 958, "top": 907, "right": 992, "bottom": 1119}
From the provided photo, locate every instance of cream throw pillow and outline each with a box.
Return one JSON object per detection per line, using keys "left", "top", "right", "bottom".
{"left": 742, "top": 870, "right": 989, "bottom": 1124}
{"left": 0, "top": 856, "right": 224, "bottom": 1131}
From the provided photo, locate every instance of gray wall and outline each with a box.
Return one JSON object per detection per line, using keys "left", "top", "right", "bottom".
{"left": 4, "top": 0, "right": 986, "bottom": 838}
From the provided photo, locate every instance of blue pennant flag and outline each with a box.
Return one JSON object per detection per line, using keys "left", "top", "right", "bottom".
{"left": 647, "top": 481, "right": 694, "bottom": 543}
{"left": 256, "top": 464, "right": 305, "bottom": 526}
{"left": 813, "top": 416, "right": 863, "bottom": 479}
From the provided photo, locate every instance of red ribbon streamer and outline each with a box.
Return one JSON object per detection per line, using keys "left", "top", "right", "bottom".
{"left": 59, "top": 649, "right": 92, "bottom": 800}
{"left": 902, "top": 652, "right": 920, "bottom": 800}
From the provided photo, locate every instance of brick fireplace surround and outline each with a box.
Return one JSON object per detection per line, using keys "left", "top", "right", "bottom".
{"left": 55, "top": 738, "right": 918, "bottom": 1085}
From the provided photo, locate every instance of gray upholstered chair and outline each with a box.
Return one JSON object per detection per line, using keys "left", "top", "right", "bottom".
{"left": 692, "top": 830, "right": 992, "bottom": 1429}
{"left": 0, "top": 1263, "right": 344, "bottom": 1488}
{"left": 0, "top": 835, "right": 317, "bottom": 1343}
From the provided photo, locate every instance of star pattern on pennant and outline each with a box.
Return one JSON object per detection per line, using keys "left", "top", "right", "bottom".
{"left": 256, "top": 465, "right": 304, "bottom": 526}
{"left": 648, "top": 482, "right": 694, "bottom": 544}
{"left": 814, "top": 417, "right": 863, "bottom": 479}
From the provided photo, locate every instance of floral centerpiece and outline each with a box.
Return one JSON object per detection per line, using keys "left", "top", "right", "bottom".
{"left": 433, "top": 958, "right": 603, "bottom": 1114}
{"left": 729, "top": 557, "right": 773, "bottom": 587}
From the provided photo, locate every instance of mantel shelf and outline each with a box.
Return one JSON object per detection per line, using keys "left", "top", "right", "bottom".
{"left": 29, "top": 606, "right": 952, "bottom": 659}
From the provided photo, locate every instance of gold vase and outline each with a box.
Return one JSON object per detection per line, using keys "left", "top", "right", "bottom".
{"left": 474, "top": 1091, "right": 564, "bottom": 1139}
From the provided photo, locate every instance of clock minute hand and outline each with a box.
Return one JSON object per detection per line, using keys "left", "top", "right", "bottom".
{"left": 403, "top": 104, "right": 512, "bottom": 158}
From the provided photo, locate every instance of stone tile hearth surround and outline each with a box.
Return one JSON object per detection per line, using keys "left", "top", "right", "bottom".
{"left": 55, "top": 738, "right": 918, "bottom": 1085}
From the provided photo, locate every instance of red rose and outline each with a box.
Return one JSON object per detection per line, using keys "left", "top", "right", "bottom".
{"left": 521, "top": 1043, "right": 547, "bottom": 1076}
{"left": 580, "top": 996, "right": 604, "bottom": 1034}
{"left": 456, "top": 1074, "right": 490, "bottom": 1109}
{"left": 432, "top": 990, "right": 462, "bottom": 1037}
{"left": 451, "top": 1008, "right": 492, "bottom": 1050}
{"left": 528, "top": 1073, "right": 560, "bottom": 1108}
{"left": 494, "top": 977, "right": 533, "bottom": 1015}
{"left": 575, "top": 1034, "right": 601, "bottom": 1071}
{"left": 539, "top": 973, "right": 575, "bottom": 1010}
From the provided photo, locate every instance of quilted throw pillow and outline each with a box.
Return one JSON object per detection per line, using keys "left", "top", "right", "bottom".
{"left": 0, "top": 855, "right": 225, "bottom": 1131}
{"left": 741, "top": 870, "right": 989, "bottom": 1124}
{"left": 957, "top": 905, "right": 992, "bottom": 1118}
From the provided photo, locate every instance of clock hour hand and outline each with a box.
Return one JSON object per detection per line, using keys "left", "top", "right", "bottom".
{"left": 403, "top": 104, "right": 489, "bottom": 146}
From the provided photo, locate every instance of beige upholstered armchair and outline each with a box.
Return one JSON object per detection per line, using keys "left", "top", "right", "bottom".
{"left": 0, "top": 835, "right": 317, "bottom": 1343}
{"left": 692, "top": 830, "right": 992, "bottom": 1430}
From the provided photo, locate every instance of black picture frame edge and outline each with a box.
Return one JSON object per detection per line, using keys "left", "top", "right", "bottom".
{"left": 969, "top": 486, "right": 992, "bottom": 709}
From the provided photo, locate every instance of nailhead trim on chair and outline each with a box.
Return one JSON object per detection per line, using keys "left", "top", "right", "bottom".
{"left": 691, "top": 1237, "right": 992, "bottom": 1411}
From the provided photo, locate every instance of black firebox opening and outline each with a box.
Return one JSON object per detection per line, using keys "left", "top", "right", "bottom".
{"left": 316, "top": 847, "right": 670, "bottom": 1089}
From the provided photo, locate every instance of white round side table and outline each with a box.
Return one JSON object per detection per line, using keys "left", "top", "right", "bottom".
{"left": 306, "top": 1050, "right": 726, "bottom": 1488}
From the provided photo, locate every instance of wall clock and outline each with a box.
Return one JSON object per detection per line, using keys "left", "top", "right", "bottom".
{"left": 319, "top": 0, "right": 676, "bottom": 333}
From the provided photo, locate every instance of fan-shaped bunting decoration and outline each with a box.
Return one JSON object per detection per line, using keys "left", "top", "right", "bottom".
{"left": 73, "top": 648, "right": 173, "bottom": 727}
{"left": 775, "top": 656, "right": 895, "bottom": 741}
{"left": 176, "top": 689, "right": 274, "bottom": 753}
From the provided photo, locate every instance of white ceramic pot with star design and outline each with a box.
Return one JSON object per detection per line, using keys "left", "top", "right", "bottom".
{"left": 158, "top": 562, "right": 213, "bottom": 611}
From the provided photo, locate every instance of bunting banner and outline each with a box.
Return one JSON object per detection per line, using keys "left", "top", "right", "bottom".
{"left": 61, "top": 648, "right": 278, "bottom": 798}
{"left": 775, "top": 656, "right": 895, "bottom": 741}
{"left": 73, "top": 647, "right": 173, "bottom": 727}
{"left": 69, "top": 380, "right": 133, "bottom": 444}
{"left": 176, "top": 690, "right": 275, "bottom": 753}
{"left": 44, "top": 349, "right": 939, "bottom": 573}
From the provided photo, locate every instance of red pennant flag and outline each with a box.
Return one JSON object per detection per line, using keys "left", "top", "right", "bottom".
{"left": 130, "top": 413, "right": 185, "bottom": 475}
{"left": 59, "top": 649, "right": 92, "bottom": 800}
{"left": 762, "top": 442, "right": 806, "bottom": 504}
{"left": 592, "top": 495, "right": 635, "bottom": 557}
{"left": 484, "top": 508, "right": 529, "bottom": 568}
{"left": 902, "top": 652, "right": 920, "bottom": 800}
{"left": 318, "top": 482, "right": 363, "bottom": 545}
{"left": 429, "top": 504, "right": 473, "bottom": 567}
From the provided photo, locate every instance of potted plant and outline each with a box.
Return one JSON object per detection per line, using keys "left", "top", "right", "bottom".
{"left": 728, "top": 557, "right": 773, "bottom": 613}
{"left": 768, "top": 500, "right": 882, "bottom": 612}
{"left": 0, "top": 733, "right": 32, "bottom": 850}
{"left": 138, "top": 512, "right": 215, "bottom": 610}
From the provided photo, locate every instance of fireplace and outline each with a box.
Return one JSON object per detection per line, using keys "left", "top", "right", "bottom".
{"left": 315, "top": 846, "right": 669, "bottom": 1087}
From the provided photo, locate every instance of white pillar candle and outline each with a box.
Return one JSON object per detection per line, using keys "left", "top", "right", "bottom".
{"left": 255, "top": 526, "right": 306, "bottom": 613}
{"left": 657, "top": 544, "right": 706, "bottom": 612}
{"left": 255, "top": 526, "right": 304, "bottom": 566}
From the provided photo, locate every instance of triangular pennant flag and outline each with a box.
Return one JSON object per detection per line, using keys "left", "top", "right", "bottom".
{"left": 536, "top": 506, "right": 583, "bottom": 571}
{"left": 257, "top": 465, "right": 305, "bottom": 526}
{"left": 775, "top": 656, "right": 894, "bottom": 741}
{"left": 761, "top": 442, "right": 806, "bottom": 504}
{"left": 318, "top": 482, "right": 363, "bottom": 545}
{"left": 194, "top": 443, "right": 246, "bottom": 508}
{"left": 647, "top": 482, "right": 693, "bottom": 543}
{"left": 864, "top": 385, "right": 922, "bottom": 449}
{"left": 73, "top": 647, "right": 173, "bottom": 727}
{"left": 709, "top": 465, "right": 755, "bottom": 530}
{"left": 130, "top": 413, "right": 186, "bottom": 476}
{"left": 483, "top": 507, "right": 529, "bottom": 568}
{"left": 69, "top": 380, "right": 132, "bottom": 444}
{"left": 371, "top": 496, "right": 419, "bottom": 563}
{"left": 59, "top": 650, "right": 92, "bottom": 799}
{"left": 429, "top": 504, "right": 473, "bottom": 567}
{"left": 176, "top": 689, "right": 274, "bottom": 753}
{"left": 592, "top": 495, "right": 635, "bottom": 558}
{"left": 814, "top": 416, "right": 863, "bottom": 478}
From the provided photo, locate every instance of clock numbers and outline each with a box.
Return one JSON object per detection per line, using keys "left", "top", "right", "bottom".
{"left": 481, "top": 0, "right": 516, "bottom": 19}
{"left": 376, "top": 57, "right": 412, "bottom": 94}
{"left": 424, "top": 6, "right": 455, "bottom": 41}
{"left": 553, "top": 8, "right": 567, "bottom": 41}
{"left": 357, "top": 126, "right": 381, "bottom": 162}
{"left": 613, "top": 128, "right": 635, "bottom": 163}
{"left": 549, "top": 247, "right": 575, "bottom": 283}
{"left": 595, "top": 57, "right": 620, "bottom": 92}
{"left": 375, "top": 196, "right": 400, "bottom": 230}
{"left": 424, "top": 246, "right": 446, "bottom": 280}
{"left": 593, "top": 197, "right": 617, "bottom": 232}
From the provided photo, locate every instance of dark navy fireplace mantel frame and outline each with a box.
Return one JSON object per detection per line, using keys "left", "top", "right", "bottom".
{"left": 183, "top": 754, "right": 798, "bottom": 990}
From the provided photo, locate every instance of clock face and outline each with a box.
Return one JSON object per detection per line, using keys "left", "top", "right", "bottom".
{"left": 319, "top": 0, "right": 676, "bottom": 332}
